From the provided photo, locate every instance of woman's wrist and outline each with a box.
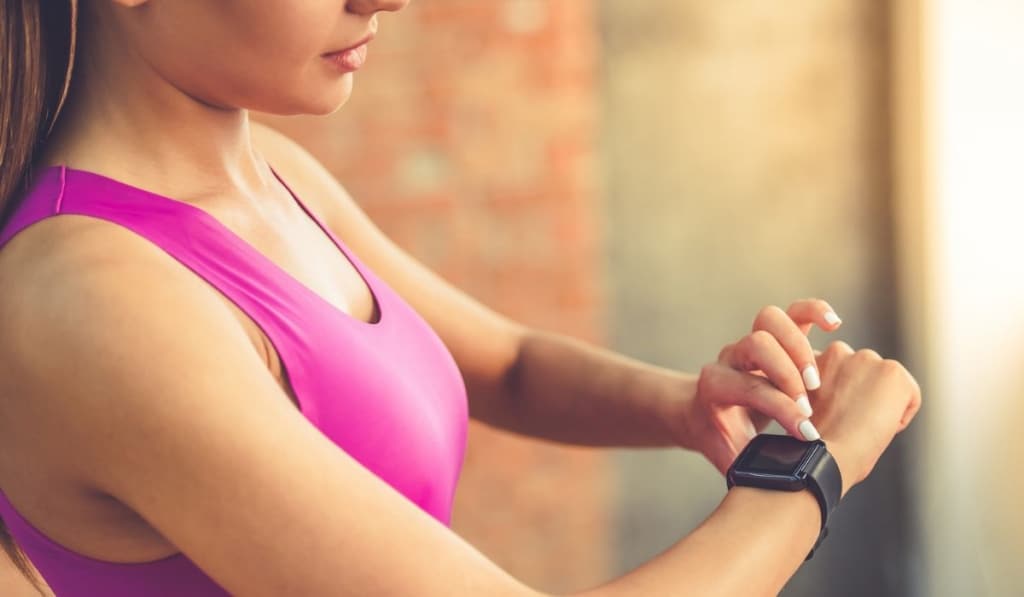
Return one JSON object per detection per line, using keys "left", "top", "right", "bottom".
{"left": 720, "top": 484, "right": 824, "bottom": 574}
{"left": 656, "top": 372, "right": 700, "bottom": 451}
{"left": 821, "top": 436, "right": 857, "bottom": 499}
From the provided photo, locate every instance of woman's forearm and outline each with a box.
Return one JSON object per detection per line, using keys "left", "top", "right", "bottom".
{"left": 567, "top": 486, "right": 822, "bottom": 597}
{"left": 474, "top": 327, "right": 695, "bottom": 448}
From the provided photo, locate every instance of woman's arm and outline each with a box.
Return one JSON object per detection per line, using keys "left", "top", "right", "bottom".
{"left": 0, "top": 219, "right": 895, "bottom": 596}
{"left": 578, "top": 486, "right": 824, "bottom": 597}
{"left": 477, "top": 300, "right": 843, "bottom": 472}
{"left": 476, "top": 327, "right": 691, "bottom": 447}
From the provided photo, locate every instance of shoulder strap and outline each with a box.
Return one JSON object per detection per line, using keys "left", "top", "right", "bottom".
{"left": 0, "top": 165, "right": 310, "bottom": 360}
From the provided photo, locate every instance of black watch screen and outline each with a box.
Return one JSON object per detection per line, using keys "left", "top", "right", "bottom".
{"left": 743, "top": 436, "right": 812, "bottom": 475}
{"left": 726, "top": 433, "right": 843, "bottom": 561}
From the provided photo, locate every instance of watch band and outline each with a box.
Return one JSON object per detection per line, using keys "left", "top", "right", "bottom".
{"left": 801, "top": 445, "right": 842, "bottom": 560}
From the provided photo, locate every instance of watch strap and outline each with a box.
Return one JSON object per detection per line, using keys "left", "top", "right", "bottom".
{"left": 806, "top": 526, "right": 829, "bottom": 561}
{"left": 804, "top": 445, "right": 842, "bottom": 531}
{"left": 802, "top": 444, "right": 843, "bottom": 561}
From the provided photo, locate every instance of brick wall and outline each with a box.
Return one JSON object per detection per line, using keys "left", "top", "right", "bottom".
{"left": 259, "top": 1, "right": 611, "bottom": 592}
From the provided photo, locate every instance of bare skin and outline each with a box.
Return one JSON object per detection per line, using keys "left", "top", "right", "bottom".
{"left": 0, "top": 0, "right": 922, "bottom": 595}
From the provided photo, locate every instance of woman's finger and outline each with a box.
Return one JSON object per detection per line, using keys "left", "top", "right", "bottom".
{"left": 701, "top": 362, "right": 819, "bottom": 442}
{"left": 785, "top": 298, "right": 843, "bottom": 336}
{"left": 751, "top": 306, "right": 822, "bottom": 395}
{"left": 723, "top": 329, "right": 811, "bottom": 413}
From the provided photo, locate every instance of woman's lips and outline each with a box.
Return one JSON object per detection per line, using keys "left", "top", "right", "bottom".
{"left": 323, "top": 33, "right": 375, "bottom": 72}
{"left": 323, "top": 43, "right": 369, "bottom": 72}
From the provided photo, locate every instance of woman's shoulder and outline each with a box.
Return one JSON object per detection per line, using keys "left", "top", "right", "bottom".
{"left": 0, "top": 206, "right": 265, "bottom": 484}
{"left": 0, "top": 205, "right": 250, "bottom": 372}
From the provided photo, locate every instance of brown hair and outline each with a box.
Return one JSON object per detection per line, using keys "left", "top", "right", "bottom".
{"left": 0, "top": 0, "right": 77, "bottom": 592}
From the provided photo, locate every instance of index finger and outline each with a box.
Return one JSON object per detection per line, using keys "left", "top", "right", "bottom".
{"left": 752, "top": 305, "right": 822, "bottom": 393}
{"left": 786, "top": 298, "right": 843, "bottom": 336}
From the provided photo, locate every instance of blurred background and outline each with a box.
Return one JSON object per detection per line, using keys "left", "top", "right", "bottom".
{"left": 4, "top": 0, "right": 1023, "bottom": 595}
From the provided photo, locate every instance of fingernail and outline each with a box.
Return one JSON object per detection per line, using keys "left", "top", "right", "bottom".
{"left": 796, "top": 394, "right": 813, "bottom": 417}
{"left": 824, "top": 311, "right": 842, "bottom": 326}
{"left": 802, "top": 365, "right": 821, "bottom": 391}
{"left": 799, "top": 419, "right": 821, "bottom": 442}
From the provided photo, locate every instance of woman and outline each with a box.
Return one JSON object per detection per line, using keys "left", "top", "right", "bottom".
{"left": 0, "top": 1, "right": 921, "bottom": 596}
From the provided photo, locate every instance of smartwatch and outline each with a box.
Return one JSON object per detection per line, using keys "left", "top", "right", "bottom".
{"left": 726, "top": 433, "right": 843, "bottom": 561}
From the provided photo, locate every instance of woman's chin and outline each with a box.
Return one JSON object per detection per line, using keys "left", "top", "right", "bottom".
{"left": 248, "top": 72, "right": 354, "bottom": 117}
{"left": 315, "top": 73, "right": 355, "bottom": 115}
{"left": 283, "top": 73, "right": 355, "bottom": 116}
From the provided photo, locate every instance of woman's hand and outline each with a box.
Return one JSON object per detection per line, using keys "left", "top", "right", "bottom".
{"left": 806, "top": 341, "right": 922, "bottom": 497}
{"left": 674, "top": 299, "right": 843, "bottom": 474}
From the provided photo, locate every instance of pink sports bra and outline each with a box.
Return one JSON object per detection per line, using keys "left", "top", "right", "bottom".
{"left": 0, "top": 164, "right": 469, "bottom": 595}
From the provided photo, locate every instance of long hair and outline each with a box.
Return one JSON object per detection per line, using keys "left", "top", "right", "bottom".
{"left": 0, "top": 0, "right": 76, "bottom": 228}
{"left": 0, "top": 0, "right": 77, "bottom": 592}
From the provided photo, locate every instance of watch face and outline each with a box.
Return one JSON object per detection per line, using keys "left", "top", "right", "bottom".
{"left": 738, "top": 435, "right": 812, "bottom": 475}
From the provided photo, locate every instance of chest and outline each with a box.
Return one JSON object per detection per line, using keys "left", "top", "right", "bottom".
{"left": 216, "top": 255, "right": 470, "bottom": 522}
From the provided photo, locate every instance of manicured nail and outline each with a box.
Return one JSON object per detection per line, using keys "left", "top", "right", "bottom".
{"left": 824, "top": 310, "right": 842, "bottom": 326}
{"left": 796, "top": 394, "right": 813, "bottom": 417}
{"left": 802, "top": 365, "right": 821, "bottom": 391}
{"left": 799, "top": 419, "right": 821, "bottom": 442}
